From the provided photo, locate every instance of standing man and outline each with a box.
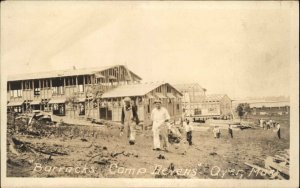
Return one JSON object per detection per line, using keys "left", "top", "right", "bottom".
{"left": 275, "top": 122, "right": 281, "bottom": 139}
{"left": 151, "top": 99, "right": 170, "bottom": 151}
{"left": 120, "top": 97, "right": 140, "bottom": 145}
{"left": 259, "top": 119, "right": 264, "bottom": 128}
{"left": 213, "top": 126, "right": 221, "bottom": 139}
{"left": 228, "top": 124, "right": 233, "bottom": 138}
{"left": 266, "top": 120, "right": 271, "bottom": 130}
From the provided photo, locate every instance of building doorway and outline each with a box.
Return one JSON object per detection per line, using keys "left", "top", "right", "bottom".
{"left": 99, "top": 107, "right": 112, "bottom": 120}
{"left": 52, "top": 103, "right": 66, "bottom": 116}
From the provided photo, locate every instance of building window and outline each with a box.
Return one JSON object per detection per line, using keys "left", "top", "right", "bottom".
{"left": 52, "top": 86, "right": 64, "bottom": 95}
{"left": 14, "top": 106, "right": 22, "bottom": 113}
{"left": 177, "top": 104, "right": 180, "bottom": 110}
{"left": 43, "top": 79, "right": 50, "bottom": 88}
{"left": 11, "top": 90, "right": 22, "bottom": 98}
{"left": 85, "top": 76, "right": 91, "bottom": 85}
{"left": 167, "top": 86, "right": 171, "bottom": 93}
{"left": 24, "top": 81, "right": 33, "bottom": 90}
{"left": 34, "top": 88, "right": 40, "bottom": 96}
{"left": 66, "top": 77, "right": 76, "bottom": 86}
{"left": 79, "top": 103, "right": 85, "bottom": 115}
{"left": 147, "top": 105, "right": 150, "bottom": 113}
{"left": 34, "top": 80, "right": 40, "bottom": 91}
{"left": 156, "top": 87, "right": 162, "bottom": 93}
{"left": 194, "top": 108, "right": 202, "bottom": 115}
{"left": 78, "top": 85, "right": 84, "bottom": 93}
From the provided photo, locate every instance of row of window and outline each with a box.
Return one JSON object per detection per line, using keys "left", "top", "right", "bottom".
{"left": 155, "top": 86, "right": 172, "bottom": 93}
{"left": 10, "top": 85, "right": 85, "bottom": 98}
{"left": 8, "top": 76, "right": 94, "bottom": 90}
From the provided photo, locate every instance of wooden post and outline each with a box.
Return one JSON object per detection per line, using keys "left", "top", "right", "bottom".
{"left": 76, "top": 76, "right": 78, "bottom": 93}
{"left": 118, "top": 66, "right": 120, "bottom": 84}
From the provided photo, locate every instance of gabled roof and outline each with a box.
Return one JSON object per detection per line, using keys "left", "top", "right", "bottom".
{"left": 203, "top": 94, "right": 227, "bottom": 102}
{"left": 7, "top": 65, "right": 142, "bottom": 81}
{"left": 173, "top": 83, "right": 205, "bottom": 92}
{"left": 101, "top": 82, "right": 182, "bottom": 98}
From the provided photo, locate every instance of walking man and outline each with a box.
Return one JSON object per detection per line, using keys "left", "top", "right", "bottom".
{"left": 120, "top": 97, "right": 140, "bottom": 145}
{"left": 228, "top": 124, "right": 233, "bottom": 138}
{"left": 184, "top": 118, "right": 193, "bottom": 145}
{"left": 151, "top": 99, "right": 170, "bottom": 151}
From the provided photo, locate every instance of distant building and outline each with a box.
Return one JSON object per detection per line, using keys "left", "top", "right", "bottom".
{"left": 174, "top": 83, "right": 232, "bottom": 121}
{"left": 173, "top": 83, "right": 206, "bottom": 116}
{"left": 232, "top": 100, "right": 290, "bottom": 117}
{"left": 199, "top": 94, "right": 232, "bottom": 120}
{"left": 249, "top": 101, "right": 290, "bottom": 116}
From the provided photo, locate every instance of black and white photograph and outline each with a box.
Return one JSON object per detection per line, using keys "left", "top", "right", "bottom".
{"left": 0, "top": 1, "right": 299, "bottom": 188}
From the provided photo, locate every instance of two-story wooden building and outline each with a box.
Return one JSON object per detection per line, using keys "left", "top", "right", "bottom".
{"left": 173, "top": 83, "right": 206, "bottom": 116}
{"left": 7, "top": 65, "right": 142, "bottom": 120}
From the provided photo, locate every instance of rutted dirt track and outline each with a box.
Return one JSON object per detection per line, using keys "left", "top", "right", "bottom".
{"left": 7, "top": 115, "right": 289, "bottom": 179}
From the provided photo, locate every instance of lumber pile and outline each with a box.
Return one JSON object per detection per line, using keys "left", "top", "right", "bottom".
{"left": 264, "top": 149, "right": 289, "bottom": 179}
{"left": 245, "top": 149, "right": 290, "bottom": 180}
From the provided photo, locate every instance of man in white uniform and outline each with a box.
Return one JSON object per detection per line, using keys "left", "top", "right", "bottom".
{"left": 151, "top": 99, "right": 170, "bottom": 151}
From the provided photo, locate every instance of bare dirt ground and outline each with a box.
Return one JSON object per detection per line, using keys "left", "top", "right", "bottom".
{"left": 6, "top": 115, "right": 289, "bottom": 179}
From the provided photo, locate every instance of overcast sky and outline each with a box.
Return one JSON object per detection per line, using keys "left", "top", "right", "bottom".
{"left": 1, "top": 1, "right": 297, "bottom": 99}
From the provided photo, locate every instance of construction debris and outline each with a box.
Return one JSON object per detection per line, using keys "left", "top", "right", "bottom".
{"left": 245, "top": 149, "right": 290, "bottom": 180}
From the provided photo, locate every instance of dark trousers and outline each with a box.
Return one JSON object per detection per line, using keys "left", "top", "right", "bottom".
{"left": 186, "top": 131, "right": 192, "bottom": 145}
{"left": 277, "top": 129, "right": 281, "bottom": 139}
{"left": 229, "top": 130, "right": 233, "bottom": 138}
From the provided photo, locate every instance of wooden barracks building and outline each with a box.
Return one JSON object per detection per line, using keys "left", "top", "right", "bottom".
{"left": 7, "top": 65, "right": 183, "bottom": 125}
{"left": 174, "top": 83, "right": 233, "bottom": 121}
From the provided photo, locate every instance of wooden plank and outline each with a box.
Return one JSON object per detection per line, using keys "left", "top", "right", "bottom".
{"left": 245, "top": 162, "right": 272, "bottom": 174}
{"left": 265, "top": 156, "right": 289, "bottom": 176}
{"left": 274, "top": 155, "right": 289, "bottom": 162}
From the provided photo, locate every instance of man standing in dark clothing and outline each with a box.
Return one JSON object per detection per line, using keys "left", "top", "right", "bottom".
{"left": 275, "top": 122, "right": 281, "bottom": 139}
{"left": 120, "top": 97, "right": 140, "bottom": 145}
{"left": 228, "top": 124, "right": 233, "bottom": 138}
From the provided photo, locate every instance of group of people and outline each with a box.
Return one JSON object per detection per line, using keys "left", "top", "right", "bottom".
{"left": 260, "top": 119, "right": 276, "bottom": 130}
{"left": 119, "top": 97, "right": 193, "bottom": 151}
{"left": 259, "top": 118, "right": 281, "bottom": 139}
{"left": 212, "top": 124, "right": 233, "bottom": 139}
{"left": 119, "top": 97, "right": 282, "bottom": 152}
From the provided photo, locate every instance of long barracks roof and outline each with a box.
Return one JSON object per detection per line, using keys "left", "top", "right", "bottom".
{"left": 7, "top": 65, "right": 142, "bottom": 81}
{"left": 203, "top": 94, "right": 228, "bottom": 102}
{"left": 101, "top": 82, "right": 183, "bottom": 98}
{"left": 249, "top": 101, "right": 290, "bottom": 108}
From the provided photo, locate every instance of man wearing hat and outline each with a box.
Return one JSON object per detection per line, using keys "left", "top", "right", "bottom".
{"left": 151, "top": 99, "right": 170, "bottom": 151}
{"left": 120, "top": 97, "right": 140, "bottom": 145}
